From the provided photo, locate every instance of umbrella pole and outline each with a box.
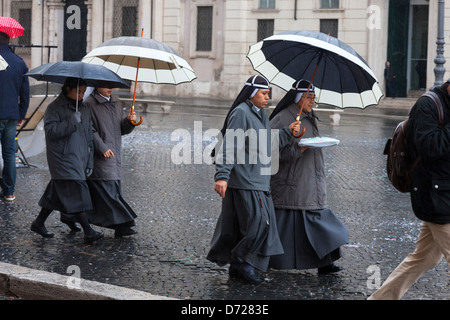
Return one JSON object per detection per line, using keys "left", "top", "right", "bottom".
{"left": 293, "top": 52, "right": 323, "bottom": 138}
{"left": 130, "top": 28, "right": 145, "bottom": 126}
{"left": 76, "top": 79, "right": 79, "bottom": 113}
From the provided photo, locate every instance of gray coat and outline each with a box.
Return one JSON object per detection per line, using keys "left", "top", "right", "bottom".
{"left": 84, "top": 91, "right": 134, "bottom": 181}
{"left": 215, "top": 100, "right": 292, "bottom": 192}
{"left": 270, "top": 103, "right": 327, "bottom": 210}
{"left": 44, "top": 93, "right": 93, "bottom": 180}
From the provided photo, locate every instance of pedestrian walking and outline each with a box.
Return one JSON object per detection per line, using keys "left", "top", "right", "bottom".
{"left": 0, "top": 31, "right": 30, "bottom": 201}
{"left": 31, "top": 78, "right": 103, "bottom": 244}
{"left": 268, "top": 79, "right": 348, "bottom": 274}
{"left": 384, "top": 60, "right": 397, "bottom": 98}
{"left": 83, "top": 87, "right": 137, "bottom": 238}
{"left": 369, "top": 80, "right": 450, "bottom": 300}
{"left": 206, "top": 75, "right": 301, "bottom": 284}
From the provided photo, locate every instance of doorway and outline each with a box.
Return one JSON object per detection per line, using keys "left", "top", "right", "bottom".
{"left": 407, "top": 4, "right": 428, "bottom": 92}
{"left": 387, "top": 0, "right": 429, "bottom": 97}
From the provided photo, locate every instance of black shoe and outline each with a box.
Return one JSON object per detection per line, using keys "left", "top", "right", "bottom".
{"left": 31, "top": 221, "right": 54, "bottom": 238}
{"left": 318, "top": 264, "right": 343, "bottom": 275}
{"left": 114, "top": 227, "right": 137, "bottom": 238}
{"left": 84, "top": 231, "right": 104, "bottom": 244}
{"left": 229, "top": 264, "right": 240, "bottom": 279}
{"left": 238, "top": 264, "right": 263, "bottom": 284}
{"left": 60, "top": 218, "right": 81, "bottom": 232}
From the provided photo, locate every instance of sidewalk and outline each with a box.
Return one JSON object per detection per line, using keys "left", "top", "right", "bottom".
{"left": 0, "top": 261, "right": 173, "bottom": 300}
{"left": 1, "top": 93, "right": 448, "bottom": 301}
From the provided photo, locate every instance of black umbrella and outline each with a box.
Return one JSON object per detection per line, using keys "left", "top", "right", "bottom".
{"left": 247, "top": 30, "right": 383, "bottom": 108}
{"left": 247, "top": 30, "right": 383, "bottom": 138}
{"left": 26, "top": 61, "right": 130, "bottom": 88}
{"left": 27, "top": 61, "right": 130, "bottom": 112}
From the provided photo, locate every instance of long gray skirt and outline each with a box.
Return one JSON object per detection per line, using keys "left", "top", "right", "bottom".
{"left": 269, "top": 208, "right": 349, "bottom": 270}
{"left": 86, "top": 180, "right": 137, "bottom": 229}
{"left": 39, "top": 180, "right": 93, "bottom": 213}
{"left": 206, "top": 188, "right": 284, "bottom": 272}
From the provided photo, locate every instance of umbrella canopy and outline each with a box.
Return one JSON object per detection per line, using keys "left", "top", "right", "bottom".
{"left": 247, "top": 30, "right": 383, "bottom": 109}
{"left": 0, "top": 54, "right": 7, "bottom": 71}
{"left": 26, "top": 61, "right": 130, "bottom": 89}
{"left": 0, "top": 17, "right": 24, "bottom": 39}
{"left": 82, "top": 36, "right": 197, "bottom": 84}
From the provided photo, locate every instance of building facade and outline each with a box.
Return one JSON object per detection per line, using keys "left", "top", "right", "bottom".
{"left": 1, "top": 0, "right": 449, "bottom": 100}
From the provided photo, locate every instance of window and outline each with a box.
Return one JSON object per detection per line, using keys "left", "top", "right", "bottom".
{"left": 259, "top": 0, "right": 276, "bottom": 9}
{"left": 18, "top": 9, "right": 31, "bottom": 46}
{"left": 113, "top": 0, "right": 139, "bottom": 37}
{"left": 196, "top": 6, "right": 213, "bottom": 51}
{"left": 320, "top": 19, "right": 338, "bottom": 38}
{"left": 122, "top": 7, "right": 137, "bottom": 36}
{"left": 10, "top": 0, "right": 32, "bottom": 55}
{"left": 320, "top": 0, "right": 339, "bottom": 9}
{"left": 257, "top": 19, "right": 274, "bottom": 42}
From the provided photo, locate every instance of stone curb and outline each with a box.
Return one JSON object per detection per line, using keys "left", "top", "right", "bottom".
{"left": 0, "top": 262, "right": 176, "bottom": 300}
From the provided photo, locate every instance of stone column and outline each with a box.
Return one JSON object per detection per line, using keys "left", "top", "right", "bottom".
{"left": 433, "top": 0, "right": 446, "bottom": 87}
{"left": 46, "top": 1, "right": 65, "bottom": 63}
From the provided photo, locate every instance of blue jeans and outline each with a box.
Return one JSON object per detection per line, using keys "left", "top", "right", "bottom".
{"left": 0, "top": 120, "right": 17, "bottom": 196}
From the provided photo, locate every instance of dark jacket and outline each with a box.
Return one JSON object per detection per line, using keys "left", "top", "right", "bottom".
{"left": 214, "top": 100, "right": 292, "bottom": 192}
{"left": 407, "top": 86, "right": 450, "bottom": 224}
{"left": 270, "top": 104, "right": 327, "bottom": 210}
{"left": 84, "top": 90, "right": 134, "bottom": 181}
{"left": 44, "top": 93, "right": 94, "bottom": 180}
{"left": 0, "top": 44, "right": 29, "bottom": 119}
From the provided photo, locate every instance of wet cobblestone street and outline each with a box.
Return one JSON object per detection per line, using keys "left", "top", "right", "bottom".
{"left": 0, "top": 101, "right": 448, "bottom": 300}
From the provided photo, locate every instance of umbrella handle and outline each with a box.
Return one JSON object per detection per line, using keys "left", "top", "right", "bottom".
{"left": 293, "top": 127, "right": 306, "bottom": 138}
{"left": 128, "top": 28, "right": 147, "bottom": 126}
{"left": 131, "top": 116, "right": 143, "bottom": 126}
{"left": 292, "top": 116, "right": 306, "bottom": 138}
{"left": 130, "top": 105, "right": 143, "bottom": 126}
{"left": 293, "top": 52, "right": 323, "bottom": 139}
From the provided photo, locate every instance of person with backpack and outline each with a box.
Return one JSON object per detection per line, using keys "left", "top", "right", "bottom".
{"left": 369, "top": 80, "right": 450, "bottom": 300}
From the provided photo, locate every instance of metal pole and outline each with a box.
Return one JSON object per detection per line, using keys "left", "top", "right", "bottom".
{"left": 433, "top": 0, "right": 446, "bottom": 87}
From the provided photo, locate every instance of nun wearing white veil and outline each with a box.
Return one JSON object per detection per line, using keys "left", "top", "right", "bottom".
{"left": 269, "top": 79, "right": 348, "bottom": 275}
{"left": 207, "top": 75, "right": 300, "bottom": 284}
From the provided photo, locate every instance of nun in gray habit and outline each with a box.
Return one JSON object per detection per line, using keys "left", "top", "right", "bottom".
{"left": 207, "top": 75, "right": 300, "bottom": 284}
{"left": 268, "top": 79, "right": 348, "bottom": 274}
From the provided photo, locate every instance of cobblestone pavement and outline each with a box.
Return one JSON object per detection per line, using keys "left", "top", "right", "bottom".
{"left": 0, "top": 98, "right": 448, "bottom": 300}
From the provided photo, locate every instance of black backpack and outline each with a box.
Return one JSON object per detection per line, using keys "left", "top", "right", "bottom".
{"left": 383, "top": 92, "right": 444, "bottom": 193}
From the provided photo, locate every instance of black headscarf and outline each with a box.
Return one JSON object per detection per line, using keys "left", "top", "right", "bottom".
{"left": 219, "top": 75, "right": 270, "bottom": 135}
{"left": 269, "top": 79, "right": 315, "bottom": 120}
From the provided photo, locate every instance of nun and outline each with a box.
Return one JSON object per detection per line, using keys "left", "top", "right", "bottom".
{"left": 268, "top": 79, "right": 349, "bottom": 274}
{"left": 206, "top": 75, "right": 300, "bottom": 284}
{"left": 83, "top": 87, "right": 138, "bottom": 238}
{"left": 30, "top": 78, "right": 104, "bottom": 244}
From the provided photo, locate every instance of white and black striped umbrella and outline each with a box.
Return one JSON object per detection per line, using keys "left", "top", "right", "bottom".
{"left": 247, "top": 30, "right": 383, "bottom": 109}
{"left": 82, "top": 36, "right": 196, "bottom": 85}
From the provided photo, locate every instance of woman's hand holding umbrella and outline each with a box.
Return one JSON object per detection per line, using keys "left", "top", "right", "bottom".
{"left": 127, "top": 108, "right": 137, "bottom": 124}
{"left": 289, "top": 120, "right": 301, "bottom": 137}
